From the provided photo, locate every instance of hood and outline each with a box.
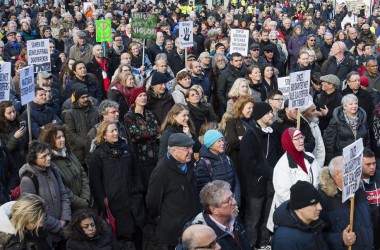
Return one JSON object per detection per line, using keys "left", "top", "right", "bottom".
{"left": 332, "top": 106, "right": 367, "bottom": 126}
{"left": 0, "top": 201, "right": 16, "bottom": 235}
{"left": 19, "top": 163, "right": 39, "bottom": 178}
{"left": 319, "top": 167, "right": 338, "bottom": 198}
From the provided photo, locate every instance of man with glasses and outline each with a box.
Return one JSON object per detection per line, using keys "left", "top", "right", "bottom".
{"left": 107, "top": 34, "right": 127, "bottom": 74}
{"left": 146, "top": 133, "right": 201, "bottom": 250}
{"left": 64, "top": 88, "right": 99, "bottom": 165}
{"left": 188, "top": 180, "right": 250, "bottom": 249}
{"left": 249, "top": 43, "right": 264, "bottom": 66}
{"left": 182, "top": 224, "right": 221, "bottom": 250}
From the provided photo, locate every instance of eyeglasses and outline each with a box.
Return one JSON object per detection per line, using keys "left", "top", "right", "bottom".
{"left": 292, "top": 136, "right": 305, "bottom": 142}
{"left": 38, "top": 153, "right": 51, "bottom": 160}
{"left": 271, "top": 98, "right": 283, "bottom": 101}
{"left": 194, "top": 238, "right": 220, "bottom": 249}
{"left": 115, "top": 39, "right": 123, "bottom": 42}
{"left": 221, "top": 193, "right": 235, "bottom": 205}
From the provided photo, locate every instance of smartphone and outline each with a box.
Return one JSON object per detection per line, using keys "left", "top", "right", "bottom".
{"left": 20, "top": 121, "right": 26, "bottom": 128}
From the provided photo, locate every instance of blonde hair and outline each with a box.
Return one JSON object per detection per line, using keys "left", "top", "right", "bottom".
{"left": 113, "top": 72, "right": 139, "bottom": 88}
{"left": 160, "top": 103, "right": 196, "bottom": 133}
{"left": 228, "top": 78, "right": 252, "bottom": 99}
{"left": 191, "top": 85, "right": 207, "bottom": 103}
{"left": 95, "top": 121, "right": 118, "bottom": 145}
{"left": 11, "top": 194, "right": 46, "bottom": 241}
{"left": 219, "top": 112, "right": 233, "bottom": 134}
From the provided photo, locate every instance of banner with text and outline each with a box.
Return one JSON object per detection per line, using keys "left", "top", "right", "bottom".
{"left": 131, "top": 12, "right": 157, "bottom": 39}
{"left": 289, "top": 70, "right": 310, "bottom": 109}
{"left": 27, "top": 39, "right": 51, "bottom": 73}
{"left": 179, "top": 21, "right": 194, "bottom": 49}
{"left": 230, "top": 29, "right": 249, "bottom": 56}
{"left": 20, "top": 65, "right": 35, "bottom": 106}
{"left": 278, "top": 76, "right": 290, "bottom": 106}
{"left": 342, "top": 138, "right": 364, "bottom": 203}
{"left": 0, "top": 62, "right": 11, "bottom": 102}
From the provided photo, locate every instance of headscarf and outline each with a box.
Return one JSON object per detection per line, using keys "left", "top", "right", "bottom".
{"left": 281, "top": 127, "right": 307, "bottom": 174}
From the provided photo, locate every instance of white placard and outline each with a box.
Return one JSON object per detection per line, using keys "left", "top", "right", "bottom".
{"left": 277, "top": 76, "right": 290, "bottom": 104}
{"left": 230, "top": 29, "right": 249, "bottom": 56}
{"left": 0, "top": 62, "right": 11, "bottom": 102}
{"left": 342, "top": 138, "right": 364, "bottom": 203}
{"left": 27, "top": 39, "right": 51, "bottom": 73}
{"left": 179, "top": 21, "right": 194, "bottom": 49}
{"left": 83, "top": 2, "right": 95, "bottom": 12}
{"left": 20, "top": 66, "right": 35, "bottom": 106}
{"left": 288, "top": 70, "right": 310, "bottom": 109}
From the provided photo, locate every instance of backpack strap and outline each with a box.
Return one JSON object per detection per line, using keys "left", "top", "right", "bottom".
{"left": 201, "top": 157, "right": 213, "bottom": 178}
{"left": 21, "top": 171, "right": 39, "bottom": 195}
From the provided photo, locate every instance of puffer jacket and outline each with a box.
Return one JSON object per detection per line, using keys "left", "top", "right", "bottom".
{"left": 323, "top": 106, "right": 370, "bottom": 165}
{"left": 272, "top": 201, "right": 328, "bottom": 250}
{"left": 19, "top": 163, "right": 71, "bottom": 243}
{"left": 51, "top": 149, "right": 91, "bottom": 210}
{"left": 195, "top": 145, "right": 240, "bottom": 204}
{"left": 64, "top": 103, "right": 99, "bottom": 163}
{"left": 318, "top": 167, "right": 374, "bottom": 250}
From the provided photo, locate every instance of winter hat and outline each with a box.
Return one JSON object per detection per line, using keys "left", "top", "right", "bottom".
{"left": 130, "top": 86, "right": 146, "bottom": 105}
{"left": 360, "top": 76, "right": 369, "bottom": 88}
{"left": 150, "top": 72, "right": 168, "bottom": 86}
{"left": 72, "top": 88, "right": 88, "bottom": 103}
{"left": 168, "top": 133, "right": 195, "bottom": 147}
{"left": 289, "top": 181, "right": 321, "bottom": 209}
{"left": 320, "top": 74, "right": 340, "bottom": 88}
{"left": 252, "top": 102, "right": 272, "bottom": 121}
{"left": 215, "top": 42, "right": 225, "bottom": 51}
{"left": 204, "top": 130, "right": 224, "bottom": 148}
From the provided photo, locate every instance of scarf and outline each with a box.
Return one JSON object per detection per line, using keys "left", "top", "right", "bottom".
{"left": 281, "top": 127, "right": 307, "bottom": 174}
{"left": 241, "top": 116, "right": 255, "bottom": 130}
{"left": 187, "top": 103, "right": 209, "bottom": 122}
{"left": 131, "top": 55, "right": 143, "bottom": 68}
{"left": 95, "top": 58, "right": 111, "bottom": 91}
{"left": 344, "top": 111, "right": 359, "bottom": 137}
{"left": 8, "top": 40, "right": 18, "bottom": 49}
{"left": 114, "top": 81, "right": 132, "bottom": 107}
{"left": 167, "top": 152, "right": 187, "bottom": 173}
{"left": 105, "top": 138, "right": 126, "bottom": 158}
{"left": 112, "top": 44, "right": 125, "bottom": 55}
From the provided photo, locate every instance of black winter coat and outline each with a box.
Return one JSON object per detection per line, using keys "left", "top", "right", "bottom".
{"left": 86, "top": 57, "right": 114, "bottom": 100}
{"left": 323, "top": 106, "right": 370, "bottom": 164}
{"left": 272, "top": 201, "right": 328, "bottom": 250}
{"left": 167, "top": 50, "right": 185, "bottom": 76}
{"left": 195, "top": 145, "right": 240, "bottom": 204}
{"left": 362, "top": 171, "right": 380, "bottom": 244}
{"left": 89, "top": 139, "right": 146, "bottom": 237}
{"left": 240, "top": 125, "right": 281, "bottom": 197}
{"left": 320, "top": 53, "right": 358, "bottom": 86}
{"left": 71, "top": 74, "right": 103, "bottom": 102}
{"left": 145, "top": 88, "right": 174, "bottom": 126}
{"left": 146, "top": 154, "right": 201, "bottom": 246}
{"left": 340, "top": 87, "right": 373, "bottom": 119}
{"left": 317, "top": 90, "right": 343, "bottom": 133}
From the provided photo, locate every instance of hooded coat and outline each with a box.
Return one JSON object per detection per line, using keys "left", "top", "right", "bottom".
{"left": 318, "top": 167, "right": 374, "bottom": 250}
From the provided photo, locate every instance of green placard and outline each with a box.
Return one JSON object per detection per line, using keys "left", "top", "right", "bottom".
{"left": 96, "top": 20, "right": 112, "bottom": 42}
{"left": 131, "top": 12, "right": 157, "bottom": 39}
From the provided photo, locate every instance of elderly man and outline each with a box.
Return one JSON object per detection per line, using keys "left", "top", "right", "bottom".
{"left": 146, "top": 133, "right": 201, "bottom": 250}
{"left": 364, "top": 59, "right": 380, "bottom": 91}
{"left": 344, "top": 27, "right": 358, "bottom": 51}
{"left": 181, "top": 225, "right": 221, "bottom": 250}
{"left": 190, "top": 180, "right": 250, "bottom": 249}
{"left": 273, "top": 181, "right": 327, "bottom": 249}
{"left": 168, "top": 37, "right": 186, "bottom": 76}
{"left": 321, "top": 41, "right": 357, "bottom": 85}
{"left": 320, "top": 33, "right": 333, "bottom": 61}
{"left": 318, "top": 156, "right": 374, "bottom": 249}
{"left": 69, "top": 30, "right": 94, "bottom": 64}
{"left": 148, "top": 31, "right": 165, "bottom": 63}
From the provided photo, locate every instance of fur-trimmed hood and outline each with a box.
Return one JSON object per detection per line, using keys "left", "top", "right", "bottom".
{"left": 318, "top": 167, "right": 339, "bottom": 198}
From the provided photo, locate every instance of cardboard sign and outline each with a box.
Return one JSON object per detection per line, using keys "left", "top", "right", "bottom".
{"left": 20, "top": 65, "right": 35, "bottom": 106}
{"left": 0, "top": 62, "right": 11, "bottom": 102}
{"left": 27, "top": 39, "right": 51, "bottom": 73}
{"left": 179, "top": 21, "right": 194, "bottom": 49}
{"left": 289, "top": 70, "right": 310, "bottom": 109}
{"left": 277, "top": 76, "right": 290, "bottom": 104}
{"left": 342, "top": 138, "right": 364, "bottom": 203}
{"left": 230, "top": 29, "right": 249, "bottom": 56}
{"left": 131, "top": 12, "right": 157, "bottom": 39}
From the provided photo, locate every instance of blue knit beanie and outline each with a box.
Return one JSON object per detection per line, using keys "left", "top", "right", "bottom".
{"left": 204, "top": 130, "right": 224, "bottom": 148}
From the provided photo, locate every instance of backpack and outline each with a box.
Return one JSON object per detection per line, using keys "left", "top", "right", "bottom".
{"left": 196, "top": 157, "right": 213, "bottom": 178}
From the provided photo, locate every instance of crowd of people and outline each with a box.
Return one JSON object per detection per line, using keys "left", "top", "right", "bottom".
{"left": 0, "top": 0, "right": 379, "bottom": 249}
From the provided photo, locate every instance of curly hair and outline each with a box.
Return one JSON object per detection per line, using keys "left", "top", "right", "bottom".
{"left": 39, "top": 124, "right": 71, "bottom": 152}
{"left": 26, "top": 140, "right": 50, "bottom": 165}
{"left": 65, "top": 209, "right": 107, "bottom": 239}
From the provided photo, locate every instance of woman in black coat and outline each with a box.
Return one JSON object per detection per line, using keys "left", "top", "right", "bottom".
{"left": 89, "top": 121, "right": 146, "bottom": 250}
{"left": 65, "top": 209, "right": 119, "bottom": 250}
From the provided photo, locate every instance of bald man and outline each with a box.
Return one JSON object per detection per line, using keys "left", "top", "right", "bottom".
{"left": 182, "top": 225, "right": 221, "bottom": 250}
{"left": 320, "top": 41, "right": 358, "bottom": 88}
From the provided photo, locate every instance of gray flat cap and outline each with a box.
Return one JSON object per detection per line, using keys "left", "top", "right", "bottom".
{"left": 320, "top": 74, "right": 340, "bottom": 88}
{"left": 168, "top": 133, "right": 194, "bottom": 147}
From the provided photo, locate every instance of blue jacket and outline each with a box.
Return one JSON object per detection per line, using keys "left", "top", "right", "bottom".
{"left": 318, "top": 167, "right": 374, "bottom": 250}
{"left": 195, "top": 145, "right": 240, "bottom": 205}
{"left": 272, "top": 201, "right": 328, "bottom": 250}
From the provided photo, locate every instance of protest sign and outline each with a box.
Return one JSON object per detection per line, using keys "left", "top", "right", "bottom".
{"left": 27, "top": 39, "right": 51, "bottom": 73}
{"left": 179, "top": 21, "right": 194, "bottom": 49}
{"left": 20, "top": 65, "right": 35, "bottom": 106}
{"left": 0, "top": 62, "right": 11, "bottom": 102}
{"left": 288, "top": 70, "right": 310, "bottom": 109}
{"left": 277, "top": 76, "right": 290, "bottom": 104}
{"left": 342, "top": 138, "right": 364, "bottom": 203}
{"left": 230, "top": 29, "right": 249, "bottom": 56}
{"left": 131, "top": 12, "right": 157, "bottom": 39}
{"left": 96, "top": 20, "right": 112, "bottom": 42}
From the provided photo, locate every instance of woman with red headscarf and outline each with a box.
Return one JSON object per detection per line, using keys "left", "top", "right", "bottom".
{"left": 267, "top": 127, "right": 320, "bottom": 232}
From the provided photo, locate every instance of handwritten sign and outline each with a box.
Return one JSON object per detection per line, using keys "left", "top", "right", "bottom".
{"left": 0, "top": 62, "right": 11, "bottom": 102}
{"left": 131, "top": 12, "right": 157, "bottom": 39}
{"left": 179, "top": 21, "right": 194, "bottom": 49}
{"left": 27, "top": 39, "right": 51, "bottom": 73}
{"left": 230, "top": 29, "right": 249, "bottom": 56}
{"left": 289, "top": 70, "right": 310, "bottom": 109}
{"left": 342, "top": 138, "right": 364, "bottom": 203}
{"left": 20, "top": 65, "right": 35, "bottom": 106}
{"left": 277, "top": 76, "right": 290, "bottom": 105}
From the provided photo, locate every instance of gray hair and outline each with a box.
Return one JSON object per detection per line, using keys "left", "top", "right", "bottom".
{"left": 7, "top": 21, "right": 17, "bottom": 29}
{"left": 207, "top": 29, "right": 219, "bottom": 38}
{"left": 200, "top": 180, "right": 231, "bottom": 214}
{"left": 328, "top": 156, "right": 344, "bottom": 176}
{"left": 92, "top": 44, "right": 102, "bottom": 54}
{"left": 155, "top": 53, "right": 167, "bottom": 63}
{"left": 207, "top": 16, "right": 216, "bottom": 22}
{"left": 98, "top": 100, "right": 119, "bottom": 118}
{"left": 341, "top": 94, "right": 358, "bottom": 109}
{"left": 283, "top": 18, "right": 291, "bottom": 24}
{"left": 212, "top": 53, "right": 228, "bottom": 72}
{"left": 324, "top": 32, "right": 333, "bottom": 39}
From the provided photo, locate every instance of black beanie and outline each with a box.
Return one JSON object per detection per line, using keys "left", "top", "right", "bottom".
{"left": 151, "top": 72, "right": 168, "bottom": 86}
{"left": 72, "top": 88, "right": 88, "bottom": 102}
{"left": 252, "top": 102, "right": 272, "bottom": 121}
{"left": 289, "top": 181, "right": 321, "bottom": 210}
